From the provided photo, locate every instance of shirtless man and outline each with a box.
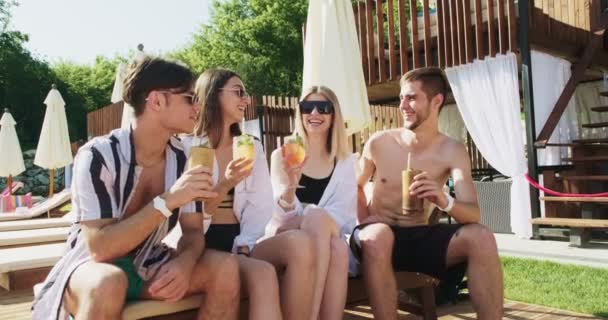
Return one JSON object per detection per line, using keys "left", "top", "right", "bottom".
{"left": 32, "top": 57, "right": 240, "bottom": 320}
{"left": 356, "top": 67, "right": 503, "bottom": 319}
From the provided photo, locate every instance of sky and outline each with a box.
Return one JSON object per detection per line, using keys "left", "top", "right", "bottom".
{"left": 9, "top": 0, "right": 211, "bottom": 64}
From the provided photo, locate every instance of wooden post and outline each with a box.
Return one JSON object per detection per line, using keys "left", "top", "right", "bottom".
{"left": 422, "top": 0, "right": 432, "bottom": 66}
{"left": 7, "top": 175, "right": 13, "bottom": 197}
{"left": 519, "top": 0, "right": 542, "bottom": 228}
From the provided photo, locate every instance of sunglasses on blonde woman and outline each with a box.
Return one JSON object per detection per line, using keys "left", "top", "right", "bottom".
{"left": 298, "top": 101, "right": 334, "bottom": 115}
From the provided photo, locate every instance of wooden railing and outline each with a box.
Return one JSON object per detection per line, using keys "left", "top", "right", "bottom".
{"left": 86, "top": 101, "right": 123, "bottom": 138}
{"left": 352, "top": 0, "right": 518, "bottom": 85}
{"left": 530, "top": 0, "right": 603, "bottom": 48}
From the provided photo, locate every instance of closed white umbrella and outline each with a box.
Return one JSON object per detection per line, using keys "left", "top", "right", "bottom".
{"left": 0, "top": 108, "right": 25, "bottom": 197}
{"left": 302, "top": 0, "right": 371, "bottom": 135}
{"left": 111, "top": 62, "right": 127, "bottom": 104}
{"left": 121, "top": 44, "right": 147, "bottom": 129}
{"left": 34, "top": 84, "right": 73, "bottom": 197}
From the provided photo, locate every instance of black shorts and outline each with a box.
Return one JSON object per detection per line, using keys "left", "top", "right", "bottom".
{"left": 351, "top": 223, "right": 464, "bottom": 279}
{"left": 390, "top": 224, "right": 463, "bottom": 279}
{"left": 205, "top": 223, "right": 240, "bottom": 252}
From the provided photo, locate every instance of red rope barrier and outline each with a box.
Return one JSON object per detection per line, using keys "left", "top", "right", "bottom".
{"left": 524, "top": 173, "right": 608, "bottom": 197}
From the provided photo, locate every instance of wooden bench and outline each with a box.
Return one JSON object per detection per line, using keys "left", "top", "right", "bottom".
{"left": 0, "top": 243, "right": 64, "bottom": 290}
{"left": 0, "top": 227, "right": 69, "bottom": 247}
{"left": 535, "top": 196, "right": 608, "bottom": 247}
{"left": 120, "top": 272, "right": 439, "bottom": 320}
{"left": 531, "top": 217, "right": 608, "bottom": 247}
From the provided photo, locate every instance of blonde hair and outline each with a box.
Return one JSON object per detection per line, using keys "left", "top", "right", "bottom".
{"left": 296, "top": 86, "right": 350, "bottom": 161}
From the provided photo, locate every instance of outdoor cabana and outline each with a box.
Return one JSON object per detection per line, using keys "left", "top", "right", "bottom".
{"left": 347, "top": 0, "right": 608, "bottom": 244}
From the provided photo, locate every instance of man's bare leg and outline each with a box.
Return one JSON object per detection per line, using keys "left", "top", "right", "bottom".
{"left": 446, "top": 224, "right": 503, "bottom": 319}
{"left": 64, "top": 262, "right": 128, "bottom": 320}
{"left": 183, "top": 250, "right": 241, "bottom": 320}
{"left": 237, "top": 255, "right": 282, "bottom": 320}
{"left": 318, "top": 236, "right": 349, "bottom": 320}
{"left": 359, "top": 223, "right": 398, "bottom": 320}
{"left": 299, "top": 210, "right": 340, "bottom": 319}
{"left": 252, "top": 230, "right": 315, "bottom": 320}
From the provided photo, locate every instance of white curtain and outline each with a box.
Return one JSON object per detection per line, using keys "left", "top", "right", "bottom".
{"left": 438, "top": 104, "right": 467, "bottom": 143}
{"left": 576, "top": 80, "right": 608, "bottom": 139}
{"left": 531, "top": 50, "right": 579, "bottom": 166}
{"left": 445, "top": 53, "right": 532, "bottom": 238}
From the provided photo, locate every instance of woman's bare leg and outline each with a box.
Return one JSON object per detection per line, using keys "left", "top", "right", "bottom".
{"left": 252, "top": 230, "right": 315, "bottom": 320}
{"left": 318, "top": 236, "right": 349, "bottom": 320}
{"left": 299, "top": 209, "right": 340, "bottom": 320}
{"left": 236, "top": 255, "right": 282, "bottom": 320}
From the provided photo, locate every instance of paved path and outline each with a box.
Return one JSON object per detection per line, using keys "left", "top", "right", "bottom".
{"left": 496, "top": 233, "right": 608, "bottom": 269}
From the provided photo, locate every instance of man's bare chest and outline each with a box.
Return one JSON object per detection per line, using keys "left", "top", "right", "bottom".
{"left": 373, "top": 145, "right": 450, "bottom": 186}
{"left": 123, "top": 168, "right": 166, "bottom": 218}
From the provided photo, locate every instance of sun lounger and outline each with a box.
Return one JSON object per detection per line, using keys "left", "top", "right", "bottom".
{"left": 0, "top": 227, "right": 70, "bottom": 247}
{"left": 1, "top": 181, "right": 24, "bottom": 196}
{"left": 0, "top": 189, "right": 70, "bottom": 222}
{"left": 0, "top": 242, "right": 64, "bottom": 290}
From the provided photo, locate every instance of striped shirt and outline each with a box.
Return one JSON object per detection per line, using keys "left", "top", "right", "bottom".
{"left": 32, "top": 127, "right": 195, "bottom": 320}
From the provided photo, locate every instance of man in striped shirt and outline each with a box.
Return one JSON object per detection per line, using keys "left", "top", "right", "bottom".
{"left": 33, "top": 57, "right": 241, "bottom": 320}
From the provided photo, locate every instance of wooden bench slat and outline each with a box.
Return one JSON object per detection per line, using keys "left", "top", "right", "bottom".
{"left": 0, "top": 243, "right": 64, "bottom": 273}
{"left": 0, "top": 217, "right": 71, "bottom": 232}
{"left": 0, "top": 227, "right": 70, "bottom": 247}
{"left": 122, "top": 295, "right": 203, "bottom": 320}
{"left": 540, "top": 196, "right": 608, "bottom": 203}
{"left": 531, "top": 217, "right": 608, "bottom": 228}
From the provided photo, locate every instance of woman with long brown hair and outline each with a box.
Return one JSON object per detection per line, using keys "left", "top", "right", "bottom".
{"left": 182, "top": 68, "right": 315, "bottom": 320}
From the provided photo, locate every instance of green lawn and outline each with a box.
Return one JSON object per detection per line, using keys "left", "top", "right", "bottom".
{"left": 502, "top": 256, "right": 608, "bottom": 317}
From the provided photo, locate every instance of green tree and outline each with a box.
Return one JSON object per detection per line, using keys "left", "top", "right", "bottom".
{"left": 0, "top": 0, "right": 16, "bottom": 31}
{"left": 173, "top": 0, "right": 308, "bottom": 97}
{"left": 53, "top": 56, "right": 124, "bottom": 113}
{"left": 0, "top": 1, "right": 90, "bottom": 147}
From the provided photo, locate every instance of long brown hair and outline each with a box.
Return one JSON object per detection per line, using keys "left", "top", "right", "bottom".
{"left": 194, "top": 68, "right": 242, "bottom": 148}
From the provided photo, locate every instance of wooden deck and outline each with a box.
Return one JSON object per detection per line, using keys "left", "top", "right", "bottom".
{"left": 2, "top": 289, "right": 603, "bottom": 320}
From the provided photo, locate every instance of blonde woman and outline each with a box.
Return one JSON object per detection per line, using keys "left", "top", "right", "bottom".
{"left": 182, "top": 69, "right": 315, "bottom": 320}
{"left": 267, "top": 86, "right": 357, "bottom": 320}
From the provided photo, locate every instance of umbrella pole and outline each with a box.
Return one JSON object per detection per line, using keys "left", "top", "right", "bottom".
{"left": 47, "top": 169, "right": 54, "bottom": 218}
{"left": 49, "top": 169, "right": 54, "bottom": 197}
{"left": 7, "top": 175, "right": 13, "bottom": 197}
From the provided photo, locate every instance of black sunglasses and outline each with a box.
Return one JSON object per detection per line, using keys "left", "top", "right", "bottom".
{"left": 298, "top": 101, "right": 334, "bottom": 115}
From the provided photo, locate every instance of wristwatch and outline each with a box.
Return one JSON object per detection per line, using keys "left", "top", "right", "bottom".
{"left": 438, "top": 192, "right": 455, "bottom": 213}
{"left": 153, "top": 196, "right": 173, "bottom": 218}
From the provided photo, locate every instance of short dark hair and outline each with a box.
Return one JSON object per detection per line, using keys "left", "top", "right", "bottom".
{"left": 122, "top": 56, "right": 195, "bottom": 116}
{"left": 194, "top": 68, "right": 242, "bottom": 148}
{"left": 400, "top": 67, "right": 448, "bottom": 109}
